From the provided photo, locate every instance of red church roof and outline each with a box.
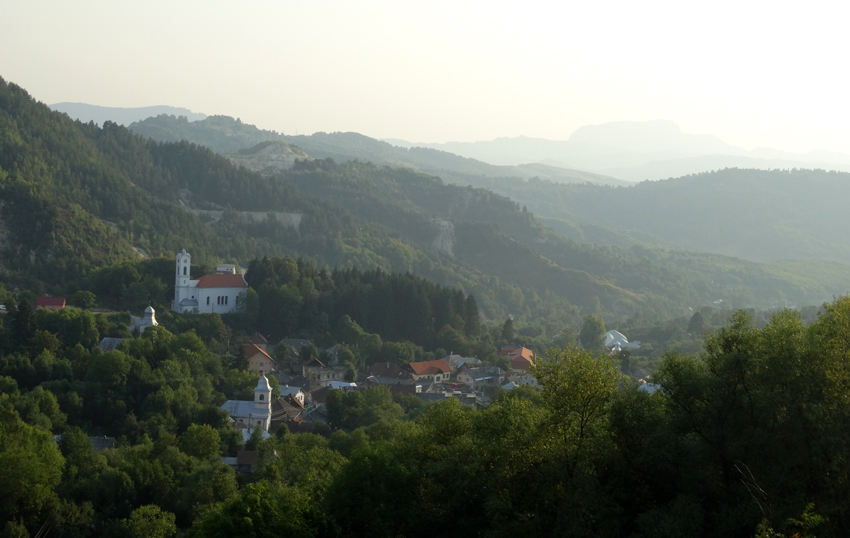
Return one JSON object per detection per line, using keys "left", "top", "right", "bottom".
{"left": 196, "top": 274, "right": 247, "bottom": 288}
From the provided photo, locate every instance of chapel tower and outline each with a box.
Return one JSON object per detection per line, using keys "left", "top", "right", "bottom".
{"left": 174, "top": 249, "right": 191, "bottom": 309}
{"left": 254, "top": 374, "right": 272, "bottom": 410}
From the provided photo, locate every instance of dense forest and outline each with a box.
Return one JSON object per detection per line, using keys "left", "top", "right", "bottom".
{"left": 4, "top": 282, "right": 850, "bottom": 537}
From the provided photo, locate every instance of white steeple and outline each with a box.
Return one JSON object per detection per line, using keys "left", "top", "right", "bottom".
{"left": 176, "top": 249, "right": 191, "bottom": 288}
{"left": 254, "top": 374, "right": 272, "bottom": 409}
{"left": 173, "top": 249, "right": 192, "bottom": 313}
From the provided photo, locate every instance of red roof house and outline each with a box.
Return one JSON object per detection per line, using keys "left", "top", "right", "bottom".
{"left": 409, "top": 359, "right": 452, "bottom": 383}
{"left": 36, "top": 297, "right": 66, "bottom": 310}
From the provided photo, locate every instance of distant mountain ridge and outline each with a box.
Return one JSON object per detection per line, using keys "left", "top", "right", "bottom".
{"left": 50, "top": 102, "right": 207, "bottom": 126}
{"left": 390, "top": 120, "right": 850, "bottom": 181}
{"left": 127, "top": 114, "right": 630, "bottom": 186}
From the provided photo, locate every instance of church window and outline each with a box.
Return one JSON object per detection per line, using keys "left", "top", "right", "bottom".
{"left": 225, "top": 296, "right": 229, "bottom": 305}
{"left": 259, "top": 394, "right": 264, "bottom": 401}
{"left": 183, "top": 267, "right": 187, "bottom": 275}
{"left": 206, "top": 297, "right": 210, "bottom": 305}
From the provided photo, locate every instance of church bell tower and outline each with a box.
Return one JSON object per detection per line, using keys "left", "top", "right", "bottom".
{"left": 174, "top": 249, "right": 191, "bottom": 312}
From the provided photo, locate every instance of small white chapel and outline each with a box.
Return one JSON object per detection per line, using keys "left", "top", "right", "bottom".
{"left": 172, "top": 249, "right": 248, "bottom": 314}
{"left": 221, "top": 374, "right": 273, "bottom": 432}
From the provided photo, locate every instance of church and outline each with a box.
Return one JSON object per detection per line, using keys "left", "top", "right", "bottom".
{"left": 221, "top": 374, "right": 273, "bottom": 432}
{"left": 172, "top": 249, "right": 248, "bottom": 314}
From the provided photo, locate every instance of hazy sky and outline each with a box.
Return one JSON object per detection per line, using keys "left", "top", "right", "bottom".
{"left": 2, "top": 0, "right": 848, "bottom": 153}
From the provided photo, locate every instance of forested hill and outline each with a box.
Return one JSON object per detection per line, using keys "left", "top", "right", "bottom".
{"left": 2, "top": 76, "right": 848, "bottom": 327}
{"left": 458, "top": 168, "right": 850, "bottom": 264}
{"left": 127, "top": 114, "right": 628, "bottom": 186}
{"left": 0, "top": 76, "right": 640, "bottom": 326}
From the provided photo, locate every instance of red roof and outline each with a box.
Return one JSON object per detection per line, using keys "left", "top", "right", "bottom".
{"left": 196, "top": 274, "right": 247, "bottom": 289}
{"left": 36, "top": 296, "right": 66, "bottom": 307}
{"left": 244, "top": 344, "right": 273, "bottom": 361}
{"left": 409, "top": 359, "right": 451, "bottom": 376}
{"left": 500, "top": 346, "right": 534, "bottom": 361}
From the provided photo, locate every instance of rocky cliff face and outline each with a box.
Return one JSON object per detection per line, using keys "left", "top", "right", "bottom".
{"left": 227, "top": 141, "right": 311, "bottom": 175}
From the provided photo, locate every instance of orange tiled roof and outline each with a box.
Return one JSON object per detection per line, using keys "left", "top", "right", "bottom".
{"left": 245, "top": 344, "right": 273, "bottom": 361}
{"left": 409, "top": 359, "right": 451, "bottom": 376}
{"left": 196, "top": 274, "right": 247, "bottom": 288}
{"left": 500, "top": 346, "right": 534, "bottom": 362}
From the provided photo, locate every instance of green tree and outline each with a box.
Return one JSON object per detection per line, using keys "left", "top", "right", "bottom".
{"left": 501, "top": 317, "right": 515, "bottom": 343}
{"left": 531, "top": 346, "right": 619, "bottom": 449}
{"left": 70, "top": 290, "right": 97, "bottom": 309}
{"left": 579, "top": 314, "right": 606, "bottom": 351}
{"left": 123, "top": 505, "right": 176, "bottom": 538}
{"left": 178, "top": 424, "right": 221, "bottom": 460}
{"left": 688, "top": 311, "right": 706, "bottom": 335}
{"left": 0, "top": 402, "right": 64, "bottom": 531}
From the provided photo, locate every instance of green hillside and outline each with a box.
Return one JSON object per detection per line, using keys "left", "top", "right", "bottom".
{"left": 128, "top": 114, "right": 629, "bottom": 185}
{"left": 464, "top": 169, "right": 850, "bottom": 264}
{"left": 4, "top": 76, "right": 848, "bottom": 329}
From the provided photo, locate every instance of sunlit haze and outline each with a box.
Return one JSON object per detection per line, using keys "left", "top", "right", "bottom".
{"left": 2, "top": 0, "right": 848, "bottom": 153}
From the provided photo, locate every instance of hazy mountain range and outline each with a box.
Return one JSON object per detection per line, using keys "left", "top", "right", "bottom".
{"left": 387, "top": 120, "right": 850, "bottom": 181}
{"left": 50, "top": 102, "right": 207, "bottom": 126}
{"left": 52, "top": 104, "right": 850, "bottom": 182}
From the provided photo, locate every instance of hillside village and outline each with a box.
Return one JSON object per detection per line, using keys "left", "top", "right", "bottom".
{"left": 2, "top": 75, "right": 847, "bottom": 537}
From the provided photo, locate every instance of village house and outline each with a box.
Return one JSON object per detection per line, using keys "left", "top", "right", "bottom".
{"left": 441, "top": 353, "right": 482, "bottom": 372}
{"left": 366, "top": 362, "right": 412, "bottom": 381}
{"left": 499, "top": 346, "right": 535, "bottom": 371}
{"left": 457, "top": 365, "right": 506, "bottom": 388}
{"left": 279, "top": 385, "right": 308, "bottom": 406}
{"left": 172, "top": 249, "right": 248, "bottom": 314}
{"left": 506, "top": 369, "right": 540, "bottom": 388}
{"left": 269, "top": 393, "right": 308, "bottom": 433}
{"left": 302, "top": 357, "right": 347, "bottom": 387}
{"left": 245, "top": 344, "right": 276, "bottom": 376}
{"left": 240, "top": 333, "right": 269, "bottom": 350}
{"left": 409, "top": 358, "right": 452, "bottom": 384}
{"left": 36, "top": 296, "right": 66, "bottom": 310}
{"left": 604, "top": 330, "right": 641, "bottom": 351}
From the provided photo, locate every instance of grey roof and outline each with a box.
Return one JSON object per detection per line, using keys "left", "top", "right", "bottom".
{"left": 89, "top": 436, "right": 117, "bottom": 451}
{"left": 221, "top": 400, "right": 270, "bottom": 420}
{"left": 280, "top": 386, "right": 305, "bottom": 397}
{"left": 179, "top": 298, "right": 199, "bottom": 306}
{"left": 97, "top": 337, "right": 129, "bottom": 352}
{"left": 464, "top": 366, "right": 505, "bottom": 378}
